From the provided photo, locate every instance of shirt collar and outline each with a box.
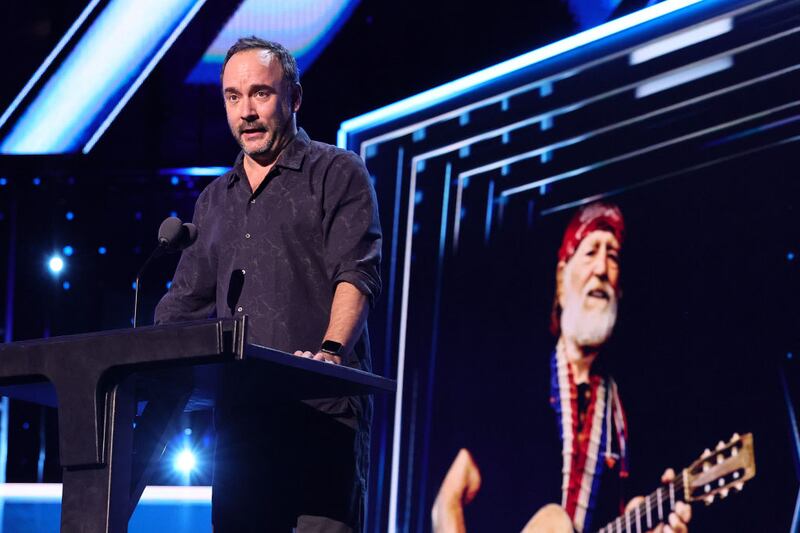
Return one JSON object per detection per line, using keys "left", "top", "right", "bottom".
{"left": 227, "top": 128, "right": 310, "bottom": 187}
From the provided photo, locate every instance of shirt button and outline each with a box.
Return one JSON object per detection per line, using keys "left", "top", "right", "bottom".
{"left": 250, "top": 199, "right": 256, "bottom": 204}
{"left": 237, "top": 306, "right": 243, "bottom": 313}
{"left": 241, "top": 269, "right": 246, "bottom": 275}
{"left": 245, "top": 233, "right": 251, "bottom": 239}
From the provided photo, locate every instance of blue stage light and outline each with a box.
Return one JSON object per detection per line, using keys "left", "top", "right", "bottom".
{"left": 170, "top": 176, "right": 180, "bottom": 186}
{"left": 174, "top": 449, "right": 196, "bottom": 475}
{"left": 166, "top": 281, "right": 173, "bottom": 289}
{"left": 170, "top": 211, "right": 177, "bottom": 218}
{"left": 32, "top": 177, "right": 41, "bottom": 186}
{"left": 186, "top": 0, "right": 356, "bottom": 85}
{"left": 337, "top": 0, "right": 704, "bottom": 147}
{"left": 0, "top": 0, "right": 103, "bottom": 133}
{"left": 183, "top": 428, "right": 192, "bottom": 436}
{"left": 48, "top": 256, "right": 65, "bottom": 275}
{"left": 65, "top": 211, "right": 75, "bottom": 220}
{"left": 0, "top": 0, "right": 205, "bottom": 154}
{"left": 98, "top": 246, "right": 107, "bottom": 255}
{"left": 159, "top": 166, "right": 231, "bottom": 177}
{"left": 62, "top": 245, "right": 74, "bottom": 257}
{"left": 0, "top": 178, "right": 7, "bottom": 186}
{"left": 62, "top": 281, "right": 71, "bottom": 290}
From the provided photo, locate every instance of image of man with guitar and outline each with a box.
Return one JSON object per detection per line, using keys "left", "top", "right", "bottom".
{"left": 431, "top": 202, "right": 693, "bottom": 533}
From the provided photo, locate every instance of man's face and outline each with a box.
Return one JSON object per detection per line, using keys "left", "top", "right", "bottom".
{"left": 558, "top": 230, "right": 621, "bottom": 348}
{"left": 222, "top": 49, "right": 300, "bottom": 163}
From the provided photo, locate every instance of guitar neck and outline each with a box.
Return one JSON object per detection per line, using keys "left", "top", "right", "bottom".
{"left": 594, "top": 474, "right": 684, "bottom": 533}
{"left": 593, "top": 432, "right": 755, "bottom": 533}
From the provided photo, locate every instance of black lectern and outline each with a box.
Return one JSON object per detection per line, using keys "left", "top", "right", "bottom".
{"left": 0, "top": 317, "right": 395, "bottom": 533}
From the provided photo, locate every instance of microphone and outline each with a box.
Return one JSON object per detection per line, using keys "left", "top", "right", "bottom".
{"left": 133, "top": 216, "right": 198, "bottom": 327}
{"left": 158, "top": 216, "right": 198, "bottom": 251}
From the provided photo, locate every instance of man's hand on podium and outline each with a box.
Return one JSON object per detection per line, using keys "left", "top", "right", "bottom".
{"left": 293, "top": 350, "right": 342, "bottom": 365}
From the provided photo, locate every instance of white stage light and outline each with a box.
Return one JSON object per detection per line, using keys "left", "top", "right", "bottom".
{"left": 48, "top": 256, "right": 65, "bottom": 275}
{"left": 174, "top": 449, "right": 196, "bottom": 474}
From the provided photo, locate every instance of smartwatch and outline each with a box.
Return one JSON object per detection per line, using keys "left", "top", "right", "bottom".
{"left": 320, "top": 340, "right": 343, "bottom": 356}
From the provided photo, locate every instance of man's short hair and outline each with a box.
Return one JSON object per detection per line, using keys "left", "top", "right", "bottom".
{"left": 220, "top": 36, "right": 300, "bottom": 86}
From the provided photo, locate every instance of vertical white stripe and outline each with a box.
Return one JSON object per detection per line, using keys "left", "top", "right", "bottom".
{"left": 556, "top": 348, "right": 574, "bottom": 508}
{"left": 387, "top": 160, "right": 419, "bottom": 533}
{"left": 573, "top": 381, "right": 607, "bottom": 530}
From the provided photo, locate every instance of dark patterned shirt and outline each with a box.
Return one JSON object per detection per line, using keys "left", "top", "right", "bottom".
{"left": 154, "top": 127, "right": 382, "bottom": 378}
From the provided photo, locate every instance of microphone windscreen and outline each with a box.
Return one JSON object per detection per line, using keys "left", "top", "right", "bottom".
{"left": 158, "top": 217, "right": 184, "bottom": 246}
{"left": 181, "top": 223, "right": 198, "bottom": 249}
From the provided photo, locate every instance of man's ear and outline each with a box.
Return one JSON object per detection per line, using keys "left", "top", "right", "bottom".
{"left": 292, "top": 83, "right": 303, "bottom": 113}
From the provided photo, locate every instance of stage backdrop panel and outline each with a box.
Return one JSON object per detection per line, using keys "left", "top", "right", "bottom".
{"left": 341, "top": 0, "right": 800, "bottom": 531}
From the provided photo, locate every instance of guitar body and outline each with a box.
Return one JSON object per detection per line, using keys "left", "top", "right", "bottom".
{"left": 522, "top": 504, "right": 575, "bottom": 533}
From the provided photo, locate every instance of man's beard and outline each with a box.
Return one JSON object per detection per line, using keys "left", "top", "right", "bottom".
{"left": 560, "top": 289, "right": 618, "bottom": 348}
{"left": 234, "top": 124, "right": 276, "bottom": 158}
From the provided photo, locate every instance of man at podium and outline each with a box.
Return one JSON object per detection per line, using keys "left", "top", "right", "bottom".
{"left": 155, "top": 37, "right": 382, "bottom": 533}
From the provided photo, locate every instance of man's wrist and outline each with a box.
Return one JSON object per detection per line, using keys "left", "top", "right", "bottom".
{"left": 319, "top": 339, "right": 343, "bottom": 356}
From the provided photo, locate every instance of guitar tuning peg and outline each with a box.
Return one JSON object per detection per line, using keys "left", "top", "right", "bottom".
{"left": 720, "top": 488, "right": 729, "bottom": 499}
{"left": 735, "top": 482, "right": 744, "bottom": 491}
{"left": 705, "top": 494, "right": 715, "bottom": 506}
{"left": 731, "top": 432, "right": 740, "bottom": 441}
{"left": 716, "top": 440, "right": 725, "bottom": 450}
{"left": 702, "top": 448, "right": 712, "bottom": 458}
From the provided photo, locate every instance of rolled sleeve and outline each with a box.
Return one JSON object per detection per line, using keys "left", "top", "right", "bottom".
{"left": 322, "top": 151, "right": 382, "bottom": 306}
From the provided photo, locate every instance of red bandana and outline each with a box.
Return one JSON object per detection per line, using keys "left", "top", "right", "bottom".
{"left": 558, "top": 202, "right": 625, "bottom": 264}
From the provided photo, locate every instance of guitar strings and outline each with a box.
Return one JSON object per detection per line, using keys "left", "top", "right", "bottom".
{"left": 598, "top": 476, "right": 687, "bottom": 532}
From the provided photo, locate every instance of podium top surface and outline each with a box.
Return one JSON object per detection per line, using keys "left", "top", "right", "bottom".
{"left": 0, "top": 317, "right": 396, "bottom": 405}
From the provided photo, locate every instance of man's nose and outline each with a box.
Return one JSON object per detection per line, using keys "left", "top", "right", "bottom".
{"left": 592, "top": 250, "right": 609, "bottom": 278}
{"left": 241, "top": 97, "right": 257, "bottom": 121}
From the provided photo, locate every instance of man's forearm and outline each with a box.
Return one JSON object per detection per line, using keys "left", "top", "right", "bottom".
{"left": 321, "top": 281, "right": 369, "bottom": 355}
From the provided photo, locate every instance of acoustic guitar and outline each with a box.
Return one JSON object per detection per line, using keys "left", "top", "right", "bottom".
{"left": 523, "top": 433, "right": 756, "bottom": 533}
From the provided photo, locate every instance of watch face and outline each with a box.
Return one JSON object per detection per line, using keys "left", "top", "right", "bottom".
{"left": 320, "top": 340, "right": 343, "bottom": 354}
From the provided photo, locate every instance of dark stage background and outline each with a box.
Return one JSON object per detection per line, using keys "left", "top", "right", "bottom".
{"left": 1, "top": 0, "right": 799, "bottom": 532}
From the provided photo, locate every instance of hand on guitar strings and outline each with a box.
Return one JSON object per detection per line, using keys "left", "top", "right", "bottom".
{"left": 625, "top": 468, "right": 692, "bottom": 533}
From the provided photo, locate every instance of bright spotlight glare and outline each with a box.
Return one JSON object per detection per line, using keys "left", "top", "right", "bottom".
{"left": 48, "top": 256, "right": 64, "bottom": 274}
{"left": 174, "top": 449, "right": 196, "bottom": 474}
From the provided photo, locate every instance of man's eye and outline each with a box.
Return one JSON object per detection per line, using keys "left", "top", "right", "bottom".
{"left": 256, "top": 90, "right": 268, "bottom": 98}
{"left": 227, "top": 94, "right": 239, "bottom": 103}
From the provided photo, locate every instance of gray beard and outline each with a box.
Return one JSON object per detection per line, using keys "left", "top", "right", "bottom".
{"left": 242, "top": 134, "right": 275, "bottom": 158}
{"left": 560, "top": 294, "right": 618, "bottom": 348}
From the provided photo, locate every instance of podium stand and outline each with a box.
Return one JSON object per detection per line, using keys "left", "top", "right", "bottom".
{"left": 0, "top": 317, "right": 395, "bottom": 533}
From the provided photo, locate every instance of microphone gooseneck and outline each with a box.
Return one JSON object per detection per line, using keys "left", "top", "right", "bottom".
{"left": 133, "top": 216, "right": 198, "bottom": 328}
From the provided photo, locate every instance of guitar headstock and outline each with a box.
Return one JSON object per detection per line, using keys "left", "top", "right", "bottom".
{"left": 684, "top": 432, "right": 755, "bottom": 505}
